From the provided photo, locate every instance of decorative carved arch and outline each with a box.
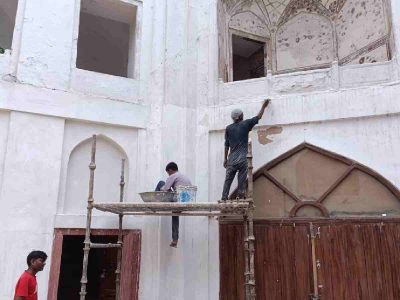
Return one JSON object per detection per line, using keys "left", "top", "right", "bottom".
{"left": 226, "top": 0, "right": 249, "bottom": 16}
{"left": 219, "top": 0, "right": 392, "bottom": 78}
{"left": 230, "top": 10, "right": 269, "bottom": 28}
{"left": 248, "top": 143, "right": 400, "bottom": 219}
{"left": 229, "top": 11, "right": 270, "bottom": 37}
{"left": 277, "top": 0, "right": 332, "bottom": 27}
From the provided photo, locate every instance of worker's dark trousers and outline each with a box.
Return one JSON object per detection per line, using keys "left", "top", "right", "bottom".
{"left": 221, "top": 160, "right": 248, "bottom": 200}
{"left": 156, "top": 181, "right": 179, "bottom": 241}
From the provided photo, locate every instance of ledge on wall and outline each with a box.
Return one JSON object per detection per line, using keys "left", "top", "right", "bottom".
{"left": 219, "top": 59, "right": 396, "bottom": 103}
{"left": 0, "top": 79, "right": 149, "bottom": 128}
{"left": 70, "top": 68, "right": 140, "bottom": 103}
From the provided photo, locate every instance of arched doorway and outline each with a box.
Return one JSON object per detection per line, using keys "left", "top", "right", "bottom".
{"left": 220, "top": 143, "right": 400, "bottom": 300}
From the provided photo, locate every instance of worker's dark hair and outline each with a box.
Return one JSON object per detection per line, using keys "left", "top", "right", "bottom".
{"left": 27, "top": 250, "right": 47, "bottom": 267}
{"left": 165, "top": 162, "right": 178, "bottom": 172}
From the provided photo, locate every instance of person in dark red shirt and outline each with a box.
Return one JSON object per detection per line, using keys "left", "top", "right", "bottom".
{"left": 14, "top": 250, "right": 47, "bottom": 300}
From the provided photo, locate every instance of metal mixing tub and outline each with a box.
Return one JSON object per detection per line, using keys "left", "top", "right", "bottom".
{"left": 139, "top": 191, "right": 177, "bottom": 203}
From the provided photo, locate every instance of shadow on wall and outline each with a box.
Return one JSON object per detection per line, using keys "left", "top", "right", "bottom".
{"left": 64, "top": 135, "right": 129, "bottom": 214}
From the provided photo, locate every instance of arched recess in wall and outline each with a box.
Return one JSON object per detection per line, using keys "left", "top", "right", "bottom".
{"left": 336, "top": 0, "right": 391, "bottom": 65}
{"left": 276, "top": 13, "right": 335, "bottom": 72}
{"left": 226, "top": 7, "right": 272, "bottom": 82}
{"left": 229, "top": 11, "right": 269, "bottom": 38}
{"left": 228, "top": 10, "right": 270, "bottom": 81}
{"left": 63, "top": 135, "right": 128, "bottom": 214}
{"left": 250, "top": 143, "right": 400, "bottom": 219}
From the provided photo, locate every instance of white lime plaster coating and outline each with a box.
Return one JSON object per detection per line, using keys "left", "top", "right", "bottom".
{"left": 0, "top": 0, "right": 399, "bottom": 299}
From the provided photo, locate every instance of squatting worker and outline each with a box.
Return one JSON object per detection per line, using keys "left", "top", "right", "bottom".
{"left": 221, "top": 99, "right": 271, "bottom": 200}
{"left": 14, "top": 250, "right": 47, "bottom": 300}
{"left": 156, "top": 162, "right": 191, "bottom": 248}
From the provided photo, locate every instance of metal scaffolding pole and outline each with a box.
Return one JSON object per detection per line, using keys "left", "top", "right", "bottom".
{"left": 244, "top": 214, "right": 250, "bottom": 299}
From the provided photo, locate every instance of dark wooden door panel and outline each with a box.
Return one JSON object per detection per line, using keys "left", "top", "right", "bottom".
{"left": 220, "top": 223, "right": 312, "bottom": 300}
{"left": 220, "top": 223, "right": 245, "bottom": 300}
{"left": 220, "top": 221, "right": 400, "bottom": 300}
{"left": 316, "top": 223, "right": 400, "bottom": 300}
{"left": 221, "top": 221, "right": 400, "bottom": 300}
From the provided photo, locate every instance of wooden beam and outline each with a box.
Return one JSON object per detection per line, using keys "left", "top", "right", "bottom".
{"left": 263, "top": 171, "right": 301, "bottom": 202}
{"left": 318, "top": 165, "right": 355, "bottom": 203}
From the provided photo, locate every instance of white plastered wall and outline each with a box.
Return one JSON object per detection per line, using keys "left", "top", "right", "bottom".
{"left": 0, "top": 0, "right": 399, "bottom": 299}
{"left": 0, "top": 112, "right": 65, "bottom": 299}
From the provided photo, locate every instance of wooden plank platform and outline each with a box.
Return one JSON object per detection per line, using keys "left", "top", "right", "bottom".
{"left": 93, "top": 201, "right": 251, "bottom": 216}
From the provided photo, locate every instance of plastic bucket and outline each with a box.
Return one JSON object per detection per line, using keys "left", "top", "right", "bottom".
{"left": 176, "top": 185, "right": 197, "bottom": 203}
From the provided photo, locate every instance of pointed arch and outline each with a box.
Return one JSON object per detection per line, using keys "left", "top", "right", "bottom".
{"left": 68, "top": 134, "right": 128, "bottom": 160}
{"left": 63, "top": 135, "right": 128, "bottom": 214}
{"left": 250, "top": 143, "right": 400, "bottom": 218}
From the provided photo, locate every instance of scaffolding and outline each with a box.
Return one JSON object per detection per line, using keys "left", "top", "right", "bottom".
{"left": 79, "top": 135, "right": 257, "bottom": 300}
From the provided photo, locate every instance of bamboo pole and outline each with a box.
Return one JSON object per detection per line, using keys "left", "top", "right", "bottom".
{"left": 80, "top": 135, "right": 97, "bottom": 300}
{"left": 115, "top": 159, "right": 125, "bottom": 300}
{"left": 247, "top": 140, "right": 253, "bottom": 201}
{"left": 244, "top": 215, "right": 250, "bottom": 300}
{"left": 247, "top": 210, "right": 256, "bottom": 300}
{"left": 246, "top": 140, "right": 256, "bottom": 300}
{"left": 310, "top": 223, "right": 320, "bottom": 300}
{"left": 90, "top": 243, "right": 121, "bottom": 249}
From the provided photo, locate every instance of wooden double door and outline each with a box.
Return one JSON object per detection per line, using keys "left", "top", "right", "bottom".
{"left": 220, "top": 220, "right": 400, "bottom": 300}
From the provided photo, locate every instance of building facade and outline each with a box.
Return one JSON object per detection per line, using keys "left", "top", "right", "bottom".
{"left": 0, "top": 0, "right": 400, "bottom": 299}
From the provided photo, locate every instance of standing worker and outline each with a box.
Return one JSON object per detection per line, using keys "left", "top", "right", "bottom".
{"left": 221, "top": 99, "right": 271, "bottom": 200}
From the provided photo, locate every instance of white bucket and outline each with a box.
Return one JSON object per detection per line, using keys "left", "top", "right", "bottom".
{"left": 176, "top": 185, "right": 197, "bottom": 203}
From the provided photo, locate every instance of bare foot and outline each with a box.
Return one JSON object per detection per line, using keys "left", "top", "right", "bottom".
{"left": 170, "top": 240, "right": 178, "bottom": 248}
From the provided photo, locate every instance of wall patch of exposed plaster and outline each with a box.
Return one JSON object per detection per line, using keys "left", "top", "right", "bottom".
{"left": 257, "top": 126, "right": 283, "bottom": 144}
{"left": 199, "top": 113, "right": 209, "bottom": 127}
